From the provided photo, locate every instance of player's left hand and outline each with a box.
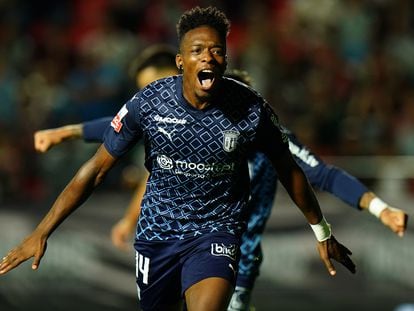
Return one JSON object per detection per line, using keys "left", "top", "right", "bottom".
{"left": 317, "top": 235, "right": 356, "bottom": 276}
{"left": 380, "top": 207, "right": 408, "bottom": 237}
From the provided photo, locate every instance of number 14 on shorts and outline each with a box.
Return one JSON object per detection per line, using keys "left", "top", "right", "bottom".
{"left": 136, "top": 252, "right": 150, "bottom": 285}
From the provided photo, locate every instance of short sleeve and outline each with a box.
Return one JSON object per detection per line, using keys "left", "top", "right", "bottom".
{"left": 255, "top": 101, "right": 289, "bottom": 159}
{"left": 103, "top": 95, "right": 143, "bottom": 158}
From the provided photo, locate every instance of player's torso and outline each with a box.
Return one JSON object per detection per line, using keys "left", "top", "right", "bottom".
{"left": 136, "top": 76, "right": 263, "bottom": 240}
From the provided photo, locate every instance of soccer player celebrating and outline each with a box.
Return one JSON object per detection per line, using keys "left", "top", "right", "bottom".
{"left": 1, "top": 7, "right": 356, "bottom": 311}
{"left": 33, "top": 65, "right": 408, "bottom": 311}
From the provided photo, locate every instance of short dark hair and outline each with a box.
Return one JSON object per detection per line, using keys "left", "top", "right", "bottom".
{"left": 176, "top": 6, "right": 230, "bottom": 44}
{"left": 128, "top": 44, "right": 177, "bottom": 79}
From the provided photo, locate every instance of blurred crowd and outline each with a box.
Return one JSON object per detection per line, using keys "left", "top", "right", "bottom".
{"left": 1, "top": 0, "right": 414, "bottom": 203}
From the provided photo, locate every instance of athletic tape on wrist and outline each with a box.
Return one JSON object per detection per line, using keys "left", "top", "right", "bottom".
{"left": 368, "top": 197, "right": 388, "bottom": 218}
{"left": 310, "top": 217, "right": 332, "bottom": 242}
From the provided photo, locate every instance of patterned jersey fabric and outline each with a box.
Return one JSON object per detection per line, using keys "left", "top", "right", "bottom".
{"left": 103, "top": 75, "right": 288, "bottom": 241}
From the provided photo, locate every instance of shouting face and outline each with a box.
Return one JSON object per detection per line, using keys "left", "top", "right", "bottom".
{"left": 176, "top": 26, "right": 227, "bottom": 109}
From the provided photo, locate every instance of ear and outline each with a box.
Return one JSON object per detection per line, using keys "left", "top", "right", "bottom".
{"left": 175, "top": 54, "right": 183, "bottom": 71}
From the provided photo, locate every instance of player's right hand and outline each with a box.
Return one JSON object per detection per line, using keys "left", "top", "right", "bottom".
{"left": 34, "top": 129, "right": 60, "bottom": 153}
{"left": 317, "top": 235, "right": 356, "bottom": 276}
{"left": 0, "top": 234, "right": 47, "bottom": 275}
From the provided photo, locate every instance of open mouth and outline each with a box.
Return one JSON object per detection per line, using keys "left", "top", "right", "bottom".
{"left": 198, "top": 70, "right": 215, "bottom": 90}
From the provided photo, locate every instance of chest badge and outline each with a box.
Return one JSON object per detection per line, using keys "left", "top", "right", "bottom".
{"left": 223, "top": 130, "right": 240, "bottom": 152}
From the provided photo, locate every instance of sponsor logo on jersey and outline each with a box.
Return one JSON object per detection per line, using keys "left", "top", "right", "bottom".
{"left": 111, "top": 104, "right": 128, "bottom": 133}
{"left": 223, "top": 130, "right": 240, "bottom": 152}
{"left": 157, "top": 154, "right": 174, "bottom": 169}
{"left": 156, "top": 154, "right": 235, "bottom": 178}
{"left": 211, "top": 243, "right": 237, "bottom": 260}
{"left": 154, "top": 115, "right": 187, "bottom": 124}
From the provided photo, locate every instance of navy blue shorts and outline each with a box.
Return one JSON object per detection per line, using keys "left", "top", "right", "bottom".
{"left": 134, "top": 232, "right": 241, "bottom": 310}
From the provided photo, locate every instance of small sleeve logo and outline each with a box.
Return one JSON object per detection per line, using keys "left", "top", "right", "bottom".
{"left": 111, "top": 105, "right": 128, "bottom": 133}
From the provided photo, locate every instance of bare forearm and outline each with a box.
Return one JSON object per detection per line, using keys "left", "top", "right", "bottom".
{"left": 358, "top": 191, "right": 376, "bottom": 210}
{"left": 34, "top": 151, "right": 109, "bottom": 238}
{"left": 123, "top": 181, "right": 145, "bottom": 225}
{"left": 282, "top": 166, "right": 323, "bottom": 224}
{"left": 272, "top": 150, "right": 323, "bottom": 224}
{"left": 0, "top": 146, "right": 117, "bottom": 275}
{"left": 56, "top": 124, "right": 83, "bottom": 141}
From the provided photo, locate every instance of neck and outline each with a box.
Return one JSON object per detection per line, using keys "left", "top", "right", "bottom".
{"left": 193, "top": 101, "right": 211, "bottom": 110}
{"left": 182, "top": 81, "right": 214, "bottom": 110}
{"left": 183, "top": 92, "right": 211, "bottom": 110}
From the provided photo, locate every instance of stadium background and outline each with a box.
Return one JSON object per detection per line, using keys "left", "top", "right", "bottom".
{"left": 0, "top": 0, "right": 413, "bottom": 310}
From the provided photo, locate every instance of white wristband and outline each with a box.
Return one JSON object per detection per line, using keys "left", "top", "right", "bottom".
{"left": 310, "top": 217, "right": 332, "bottom": 242}
{"left": 368, "top": 198, "right": 388, "bottom": 218}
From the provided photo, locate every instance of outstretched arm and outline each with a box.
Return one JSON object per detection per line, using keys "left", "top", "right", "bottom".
{"left": 0, "top": 145, "right": 117, "bottom": 274}
{"left": 34, "top": 117, "right": 112, "bottom": 153}
{"left": 34, "top": 124, "right": 83, "bottom": 153}
{"left": 257, "top": 105, "right": 355, "bottom": 276}
{"left": 272, "top": 150, "right": 356, "bottom": 276}
{"left": 287, "top": 133, "right": 408, "bottom": 237}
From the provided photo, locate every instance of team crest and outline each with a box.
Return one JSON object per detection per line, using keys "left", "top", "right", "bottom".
{"left": 223, "top": 130, "right": 239, "bottom": 152}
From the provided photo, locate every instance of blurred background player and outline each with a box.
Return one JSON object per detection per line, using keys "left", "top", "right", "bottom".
{"left": 33, "top": 48, "right": 408, "bottom": 311}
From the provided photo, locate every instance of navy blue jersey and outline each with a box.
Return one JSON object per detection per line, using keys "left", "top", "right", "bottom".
{"left": 103, "top": 75, "right": 289, "bottom": 241}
